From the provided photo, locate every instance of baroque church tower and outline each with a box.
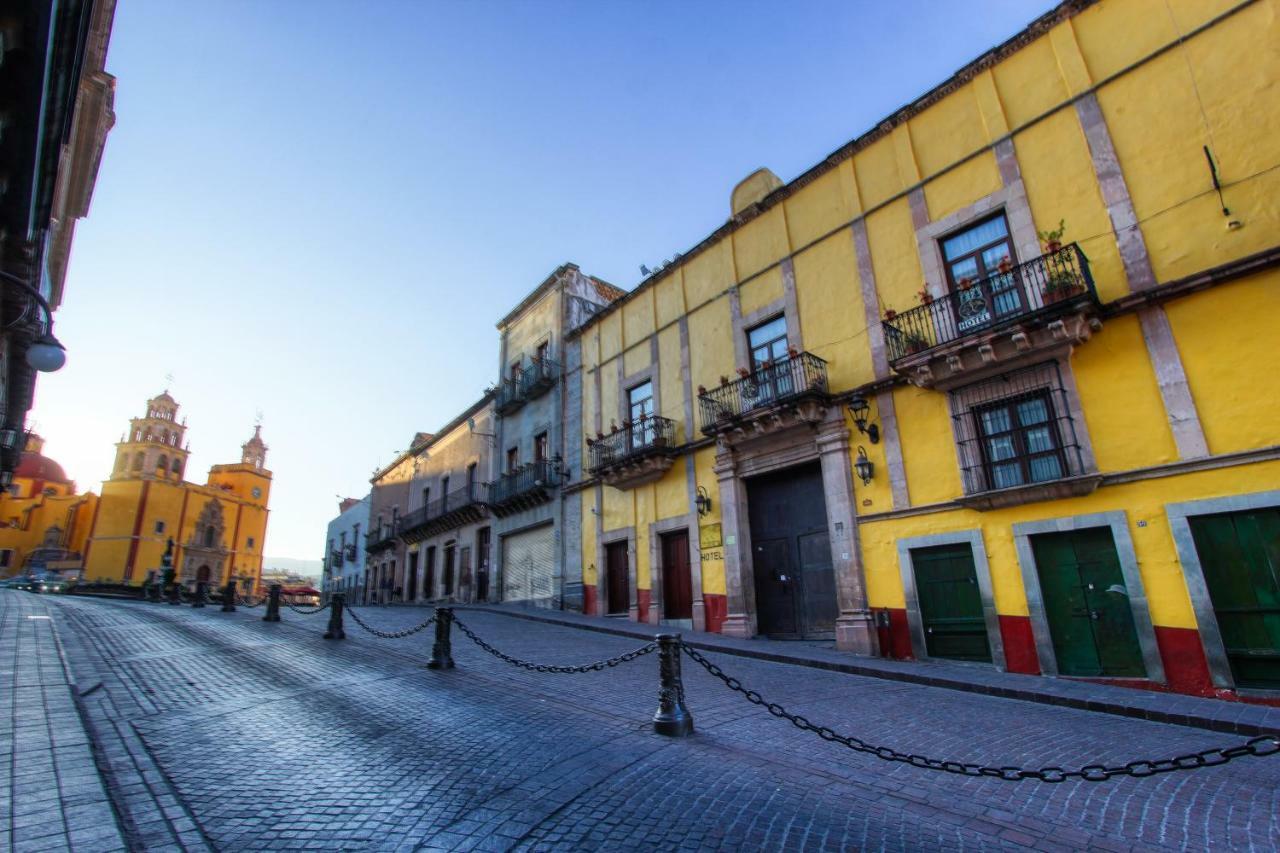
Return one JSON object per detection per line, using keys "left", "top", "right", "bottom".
{"left": 111, "top": 391, "right": 190, "bottom": 482}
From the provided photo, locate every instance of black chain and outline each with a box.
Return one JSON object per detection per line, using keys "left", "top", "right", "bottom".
{"left": 236, "top": 595, "right": 265, "bottom": 608}
{"left": 281, "top": 599, "right": 331, "bottom": 615}
{"left": 344, "top": 605, "right": 437, "bottom": 639}
{"left": 451, "top": 615, "right": 657, "bottom": 673}
{"left": 681, "top": 643, "right": 1280, "bottom": 783}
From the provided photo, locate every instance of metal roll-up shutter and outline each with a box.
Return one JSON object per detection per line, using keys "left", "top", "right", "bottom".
{"left": 502, "top": 525, "right": 555, "bottom": 606}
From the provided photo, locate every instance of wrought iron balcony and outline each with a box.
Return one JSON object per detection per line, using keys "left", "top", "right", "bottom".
{"left": 365, "top": 523, "right": 399, "bottom": 553}
{"left": 494, "top": 357, "right": 561, "bottom": 417}
{"left": 329, "top": 550, "right": 344, "bottom": 569}
{"left": 587, "top": 416, "right": 679, "bottom": 489}
{"left": 882, "top": 244, "right": 1098, "bottom": 366}
{"left": 398, "top": 485, "right": 487, "bottom": 543}
{"left": 488, "top": 458, "right": 559, "bottom": 515}
{"left": 344, "top": 543, "right": 357, "bottom": 561}
{"left": 698, "top": 352, "right": 830, "bottom": 436}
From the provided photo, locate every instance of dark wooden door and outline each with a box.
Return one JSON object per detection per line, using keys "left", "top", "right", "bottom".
{"left": 1031, "top": 528, "right": 1144, "bottom": 677}
{"left": 911, "top": 544, "right": 991, "bottom": 662}
{"left": 606, "top": 541, "right": 629, "bottom": 615}
{"left": 661, "top": 531, "right": 692, "bottom": 620}
{"left": 443, "top": 546, "right": 455, "bottom": 596}
{"left": 1189, "top": 510, "right": 1280, "bottom": 689}
{"left": 406, "top": 551, "right": 418, "bottom": 601}
{"left": 424, "top": 547, "right": 435, "bottom": 599}
{"left": 747, "top": 463, "right": 834, "bottom": 639}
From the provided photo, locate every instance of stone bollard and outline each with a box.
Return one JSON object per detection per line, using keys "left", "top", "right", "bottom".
{"left": 262, "top": 583, "right": 282, "bottom": 622}
{"left": 324, "top": 594, "right": 346, "bottom": 640}
{"left": 167, "top": 582, "right": 182, "bottom": 606}
{"left": 220, "top": 582, "right": 237, "bottom": 612}
{"left": 192, "top": 581, "right": 207, "bottom": 608}
{"left": 427, "top": 608, "right": 454, "bottom": 670}
{"left": 652, "top": 633, "right": 694, "bottom": 737}
{"left": 146, "top": 582, "right": 162, "bottom": 603}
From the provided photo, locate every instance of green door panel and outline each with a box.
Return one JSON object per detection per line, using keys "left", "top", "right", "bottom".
{"left": 912, "top": 544, "right": 991, "bottom": 663}
{"left": 1031, "top": 527, "right": 1145, "bottom": 678}
{"left": 1189, "top": 509, "right": 1280, "bottom": 690}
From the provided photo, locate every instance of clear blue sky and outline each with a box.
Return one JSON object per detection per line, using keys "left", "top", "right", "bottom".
{"left": 35, "top": 0, "right": 1051, "bottom": 559}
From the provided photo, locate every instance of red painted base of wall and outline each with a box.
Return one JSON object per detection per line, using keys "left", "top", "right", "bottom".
{"left": 583, "top": 585, "right": 597, "bottom": 617}
{"left": 1155, "top": 625, "right": 1215, "bottom": 695}
{"left": 879, "top": 608, "right": 914, "bottom": 660}
{"left": 637, "top": 588, "right": 651, "bottom": 623}
{"left": 998, "top": 615, "right": 1041, "bottom": 675}
{"left": 704, "top": 594, "right": 726, "bottom": 634}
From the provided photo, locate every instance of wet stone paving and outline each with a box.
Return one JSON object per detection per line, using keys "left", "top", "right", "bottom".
{"left": 3, "top": 590, "right": 1279, "bottom": 852}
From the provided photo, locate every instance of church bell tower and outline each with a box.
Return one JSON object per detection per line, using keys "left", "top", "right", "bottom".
{"left": 111, "top": 391, "right": 190, "bottom": 482}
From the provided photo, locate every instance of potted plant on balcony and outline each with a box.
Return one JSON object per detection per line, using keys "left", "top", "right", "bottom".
{"left": 997, "top": 255, "right": 1013, "bottom": 274}
{"left": 737, "top": 366, "right": 751, "bottom": 379}
{"left": 719, "top": 375, "right": 730, "bottom": 387}
{"left": 883, "top": 307, "right": 897, "bottom": 321}
{"left": 697, "top": 384, "right": 707, "bottom": 396}
{"left": 1038, "top": 219, "right": 1066, "bottom": 254}
{"left": 787, "top": 345, "right": 799, "bottom": 359}
{"left": 610, "top": 420, "right": 618, "bottom": 434}
{"left": 956, "top": 276, "right": 976, "bottom": 291}
{"left": 1042, "top": 268, "right": 1084, "bottom": 304}
{"left": 904, "top": 331, "right": 930, "bottom": 354}
{"left": 917, "top": 288, "right": 934, "bottom": 305}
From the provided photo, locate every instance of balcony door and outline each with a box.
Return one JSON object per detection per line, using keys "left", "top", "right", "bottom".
{"left": 746, "top": 316, "right": 793, "bottom": 406}
{"left": 942, "top": 214, "right": 1022, "bottom": 333}
{"left": 628, "top": 382, "right": 655, "bottom": 449}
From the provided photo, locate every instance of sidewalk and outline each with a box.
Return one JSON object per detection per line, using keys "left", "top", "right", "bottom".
{"left": 464, "top": 602, "right": 1280, "bottom": 737}
{"left": 0, "top": 592, "right": 127, "bottom": 853}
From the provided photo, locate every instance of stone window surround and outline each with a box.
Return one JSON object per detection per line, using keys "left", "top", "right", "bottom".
{"left": 646, "top": 513, "right": 702, "bottom": 629}
{"left": 1165, "top": 489, "right": 1280, "bottom": 693}
{"left": 895, "top": 529, "right": 1007, "bottom": 671}
{"left": 914, "top": 180, "right": 1041, "bottom": 302}
{"left": 944, "top": 356, "right": 1100, "bottom": 499}
{"left": 729, "top": 257, "right": 803, "bottom": 371}
{"left": 1011, "top": 511, "right": 1165, "bottom": 683}
{"left": 596, "top": 525, "right": 637, "bottom": 621}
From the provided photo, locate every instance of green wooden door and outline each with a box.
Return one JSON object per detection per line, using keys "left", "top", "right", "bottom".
{"left": 911, "top": 544, "right": 991, "bottom": 662}
{"left": 1031, "top": 528, "right": 1145, "bottom": 677}
{"left": 1188, "top": 510, "right": 1280, "bottom": 690}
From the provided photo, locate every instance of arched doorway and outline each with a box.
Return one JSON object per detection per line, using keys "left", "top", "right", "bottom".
{"left": 196, "top": 565, "right": 211, "bottom": 584}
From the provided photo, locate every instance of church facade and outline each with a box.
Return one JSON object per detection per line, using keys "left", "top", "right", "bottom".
{"left": 82, "top": 392, "right": 272, "bottom": 591}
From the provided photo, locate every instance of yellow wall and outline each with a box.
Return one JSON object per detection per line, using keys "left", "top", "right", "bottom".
{"left": 575, "top": 0, "right": 1280, "bottom": 650}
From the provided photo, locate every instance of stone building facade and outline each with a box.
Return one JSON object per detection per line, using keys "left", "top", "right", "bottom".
{"left": 323, "top": 495, "right": 369, "bottom": 602}
{"left": 489, "top": 265, "right": 624, "bottom": 611}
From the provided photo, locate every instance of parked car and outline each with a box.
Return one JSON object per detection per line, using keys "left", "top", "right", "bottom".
{"left": 1, "top": 575, "right": 36, "bottom": 590}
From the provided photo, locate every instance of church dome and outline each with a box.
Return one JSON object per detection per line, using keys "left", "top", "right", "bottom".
{"left": 15, "top": 449, "right": 70, "bottom": 485}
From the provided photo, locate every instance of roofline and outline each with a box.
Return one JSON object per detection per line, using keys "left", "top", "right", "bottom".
{"left": 369, "top": 392, "right": 495, "bottom": 483}
{"left": 572, "top": 0, "right": 1097, "bottom": 332}
{"left": 496, "top": 263, "right": 579, "bottom": 330}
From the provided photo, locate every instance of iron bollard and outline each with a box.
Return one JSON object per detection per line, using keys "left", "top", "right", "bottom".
{"left": 652, "top": 633, "right": 694, "bottom": 737}
{"left": 192, "top": 581, "right": 207, "bottom": 608}
{"left": 324, "top": 594, "right": 346, "bottom": 640}
{"left": 167, "top": 582, "right": 182, "bottom": 606}
{"left": 263, "top": 583, "right": 282, "bottom": 622}
{"left": 146, "top": 582, "right": 162, "bottom": 603}
{"left": 220, "top": 582, "right": 236, "bottom": 612}
{"left": 427, "top": 608, "right": 454, "bottom": 669}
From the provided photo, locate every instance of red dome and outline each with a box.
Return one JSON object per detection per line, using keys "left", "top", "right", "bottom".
{"left": 14, "top": 451, "right": 70, "bottom": 484}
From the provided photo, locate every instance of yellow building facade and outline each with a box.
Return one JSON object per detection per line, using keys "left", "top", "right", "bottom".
{"left": 83, "top": 392, "right": 272, "bottom": 591}
{"left": 0, "top": 434, "right": 98, "bottom": 577}
{"left": 574, "top": 0, "right": 1280, "bottom": 700}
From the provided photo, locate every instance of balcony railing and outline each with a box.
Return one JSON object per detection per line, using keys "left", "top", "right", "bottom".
{"left": 329, "top": 550, "right": 345, "bottom": 569}
{"left": 398, "top": 485, "right": 486, "bottom": 540}
{"left": 344, "top": 543, "right": 357, "bottom": 561}
{"left": 882, "top": 244, "right": 1097, "bottom": 363}
{"left": 488, "top": 458, "right": 560, "bottom": 508}
{"left": 698, "top": 352, "right": 829, "bottom": 435}
{"left": 366, "top": 524, "right": 399, "bottom": 552}
{"left": 588, "top": 416, "right": 677, "bottom": 474}
{"left": 494, "top": 356, "right": 561, "bottom": 416}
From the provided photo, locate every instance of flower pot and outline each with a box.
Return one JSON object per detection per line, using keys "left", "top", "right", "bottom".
{"left": 1045, "top": 240, "right": 1062, "bottom": 254}
{"left": 883, "top": 310, "right": 897, "bottom": 321}
{"left": 1043, "top": 284, "right": 1083, "bottom": 305}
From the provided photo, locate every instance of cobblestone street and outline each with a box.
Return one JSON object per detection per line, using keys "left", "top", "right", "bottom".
{"left": 5, "top": 590, "right": 1279, "bottom": 851}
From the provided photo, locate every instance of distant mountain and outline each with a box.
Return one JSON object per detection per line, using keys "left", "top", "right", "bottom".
{"left": 263, "top": 556, "right": 323, "bottom": 578}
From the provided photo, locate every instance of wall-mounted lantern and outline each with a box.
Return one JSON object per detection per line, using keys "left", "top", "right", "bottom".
{"left": 695, "top": 485, "right": 713, "bottom": 517}
{"left": 847, "top": 396, "right": 879, "bottom": 443}
{"left": 854, "top": 446, "right": 875, "bottom": 486}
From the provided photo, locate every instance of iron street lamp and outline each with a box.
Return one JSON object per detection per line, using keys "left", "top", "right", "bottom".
{"left": 847, "top": 396, "right": 879, "bottom": 443}
{"left": 0, "top": 270, "right": 67, "bottom": 373}
{"left": 695, "top": 485, "right": 713, "bottom": 517}
{"left": 854, "top": 445, "right": 875, "bottom": 486}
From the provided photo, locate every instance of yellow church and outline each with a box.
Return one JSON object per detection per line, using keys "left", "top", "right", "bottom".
{"left": 80, "top": 391, "right": 272, "bottom": 591}
{"left": 0, "top": 434, "right": 98, "bottom": 576}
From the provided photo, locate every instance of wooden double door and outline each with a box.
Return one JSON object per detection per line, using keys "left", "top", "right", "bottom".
{"left": 746, "top": 463, "right": 837, "bottom": 639}
{"left": 1188, "top": 509, "right": 1280, "bottom": 690}
{"left": 910, "top": 544, "right": 991, "bottom": 662}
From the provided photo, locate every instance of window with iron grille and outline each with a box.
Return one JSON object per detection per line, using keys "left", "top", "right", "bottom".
{"left": 949, "top": 362, "right": 1085, "bottom": 494}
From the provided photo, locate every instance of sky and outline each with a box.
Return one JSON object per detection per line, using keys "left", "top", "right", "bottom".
{"left": 34, "top": 0, "right": 1053, "bottom": 560}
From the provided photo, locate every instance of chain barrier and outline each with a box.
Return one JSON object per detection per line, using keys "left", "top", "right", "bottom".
{"left": 281, "top": 599, "right": 331, "bottom": 615}
{"left": 451, "top": 614, "right": 658, "bottom": 673}
{"left": 680, "top": 643, "right": 1280, "bottom": 783}
{"left": 237, "top": 595, "right": 265, "bottom": 608}
{"left": 344, "top": 605, "right": 437, "bottom": 639}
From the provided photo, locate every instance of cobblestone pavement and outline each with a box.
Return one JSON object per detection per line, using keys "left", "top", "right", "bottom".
{"left": 16, "top": 591, "right": 1280, "bottom": 852}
